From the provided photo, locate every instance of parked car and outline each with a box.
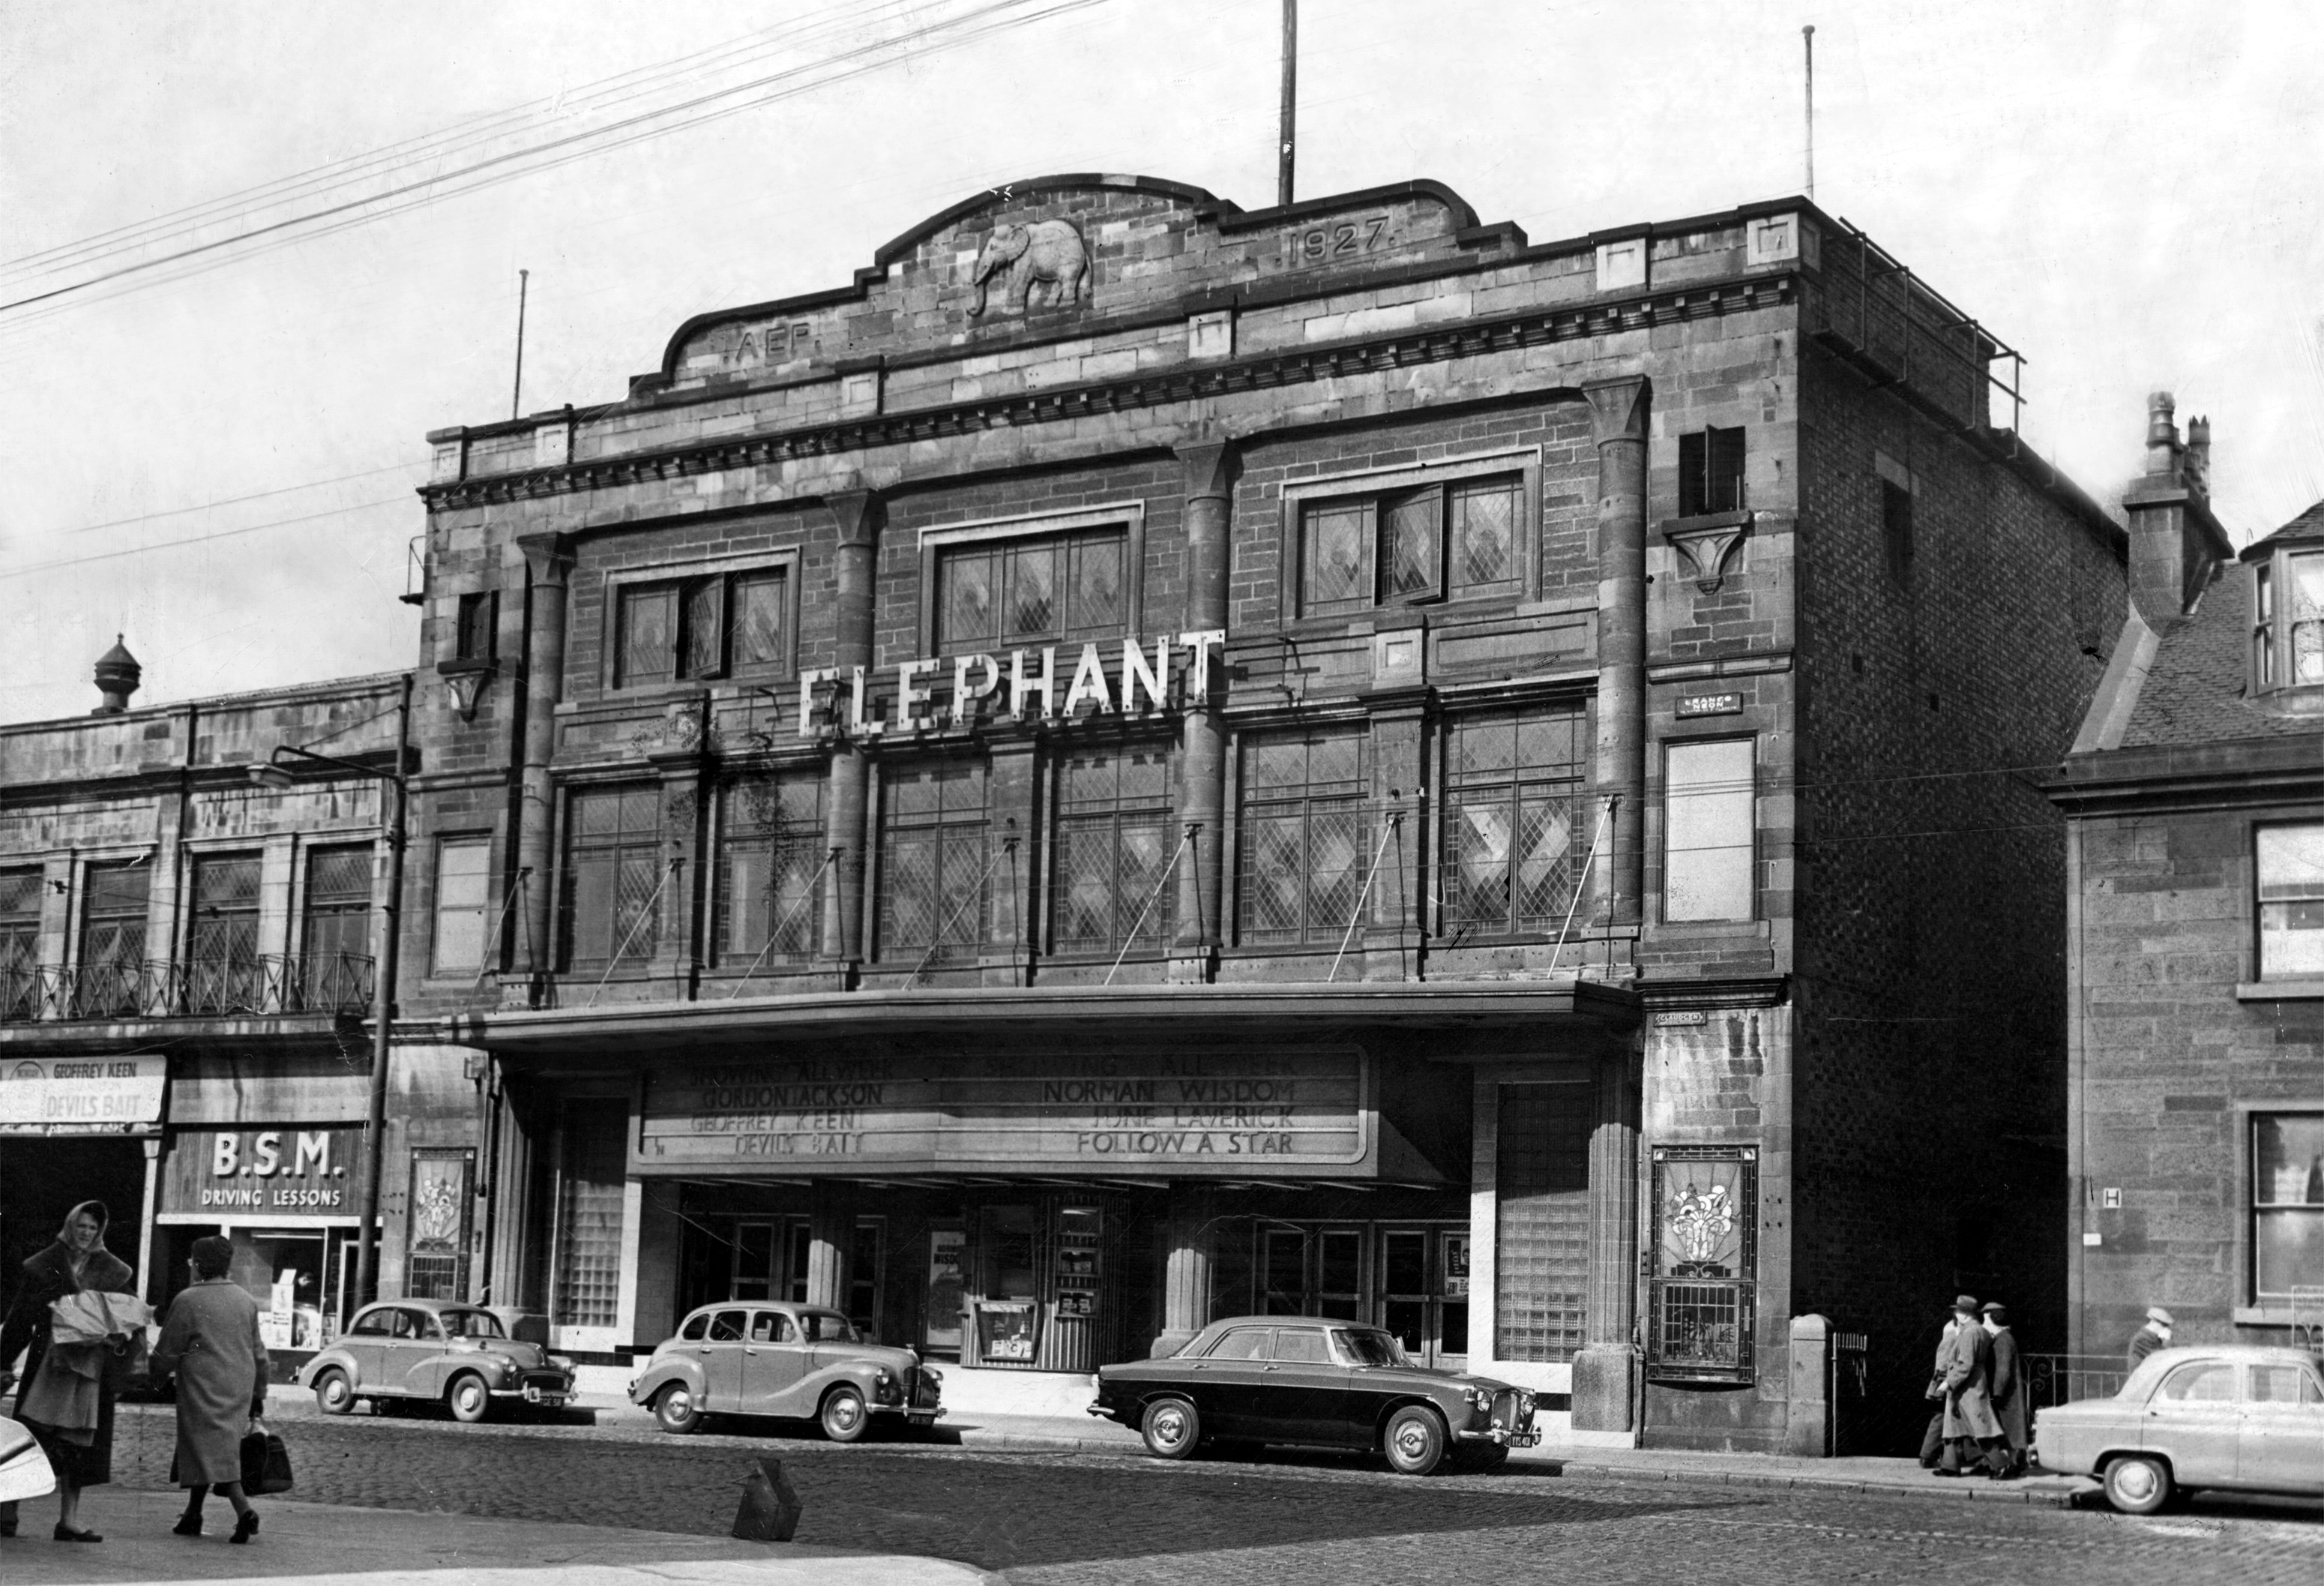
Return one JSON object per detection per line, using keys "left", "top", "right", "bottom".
{"left": 628, "top": 1301, "right": 943, "bottom": 1441}
{"left": 297, "top": 1299, "right": 576, "bottom": 1423}
{"left": 2035, "top": 1344, "right": 2324, "bottom": 1513}
{"left": 1090, "top": 1315, "right": 1539, "bottom": 1475}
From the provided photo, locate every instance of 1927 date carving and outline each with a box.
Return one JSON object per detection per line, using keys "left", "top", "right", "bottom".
{"left": 1280, "top": 215, "right": 1391, "bottom": 267}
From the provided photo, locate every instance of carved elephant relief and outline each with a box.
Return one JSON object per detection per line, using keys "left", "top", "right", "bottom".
{"left": 969, "top": 219, "right": 1091, "bottom": 317}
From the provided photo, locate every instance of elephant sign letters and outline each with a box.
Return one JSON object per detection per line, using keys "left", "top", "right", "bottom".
{"left": 969, "top": 220, "right": 1091, "bottom": 317}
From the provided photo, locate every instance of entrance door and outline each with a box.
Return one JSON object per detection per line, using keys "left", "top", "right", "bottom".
{"left": 1262, "top": 1229, "right": 1307, "bottom": 1315}
{"left": 1379, "top": 1230, "right": 1433, "bottom": 1362}
{"left": 732, "top": 1222, "right": 778, "bottom": 1301}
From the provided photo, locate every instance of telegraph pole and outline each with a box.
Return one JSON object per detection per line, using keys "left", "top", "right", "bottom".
{"left": 1278, "top": 0, "right": 1297, "bottom": 206}
{"left": 511, "top": 268, "right": 530, "bottom": 420}
{"left": 1802, "top": 25, "right": 1816, "bottom": 201}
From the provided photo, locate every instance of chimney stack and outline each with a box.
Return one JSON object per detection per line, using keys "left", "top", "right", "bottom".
{"left": 92, "top": 635, "right": 141, "bottom": 715}
{"left": 2122, "top": 393, "right": 2231, "bottom": 625}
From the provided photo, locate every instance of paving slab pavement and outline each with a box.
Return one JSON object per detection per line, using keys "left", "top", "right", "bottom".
{"left": 0, "top": 1487, "right": 992, "bottom": 1586}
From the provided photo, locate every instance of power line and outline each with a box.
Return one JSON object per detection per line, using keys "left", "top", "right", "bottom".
{"left": 0, "top": 496, "right": 414, "bottom": 580}
{"left": 0, "top": 0, "right": 1111, "bottom": 320}
{"left": 46, "top": 463, "right": 420, "bottom": 538}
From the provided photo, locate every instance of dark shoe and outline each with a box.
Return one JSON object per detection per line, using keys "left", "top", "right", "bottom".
{"left": 52, "top": 1525, "right": 101, "bottom": 1543}
{"left": 230, "top": 1511, "right": 259, "bottom": 1545}
{"left": 172, "top": 1513, "right": 204, "bottom": 1537}
{"left": 1933, "top": 1468, "right": 1966, "bottom": 1478}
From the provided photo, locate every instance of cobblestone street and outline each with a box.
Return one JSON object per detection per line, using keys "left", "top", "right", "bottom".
{"left": 94, "top": 1401, "right": 2324, "bottom": 1584}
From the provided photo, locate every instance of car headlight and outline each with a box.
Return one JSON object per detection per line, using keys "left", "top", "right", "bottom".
{"left": 550, "top": 1355, "right": 574, "bottom": 1372}
{"left": 875, "top": 1368, "right": 893, "bottom": 1385}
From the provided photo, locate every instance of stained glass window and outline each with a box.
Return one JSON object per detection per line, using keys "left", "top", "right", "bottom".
{"left": 934, "top": 529, "right": 1130, "bottom": 652}
{"left": 1649, "top": 1145, "right": 1758, "bottom": 1382}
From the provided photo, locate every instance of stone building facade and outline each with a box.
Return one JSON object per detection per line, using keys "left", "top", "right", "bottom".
{"left": 3, "top": 172, "right": 2127, "bottom": 1450}
{"left": 2047, "top": 399, "right": 2324, "bottom": 1358}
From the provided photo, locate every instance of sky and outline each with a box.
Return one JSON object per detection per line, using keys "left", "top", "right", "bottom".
{"left": 1, "top": 0, "right": 2319, "bottom": 724}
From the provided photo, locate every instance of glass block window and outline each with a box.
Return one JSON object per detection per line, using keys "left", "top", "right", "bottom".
{"left": 1297, "top": 474, "right": 1524, "bottom": 616}
{"left": 0, "top": 871, "right": 40, "bottom": 1020}
{"left": 431, "top": 835, "right": 494, "bottom": 976}
{"left": 1494, "top": 1083, "right": 1593, "bottom": 1363}
{"left": 1664, "top": 738, "right": 1756, "bottom": 922}
{"left": 2259, "top": 826, "right": 2324, "bottom": 981}
{"left": 876, "top": 757, "right": 990, "bottom": 962}
{"left": 717, "top": 774, "right": 825, "bottom": 966}
{"left": 187, "top": 853, "right": 263, "bottom": 1012}
{"left": 935, "top": 529, "right": 1127, "bottom": 652}
{"left": 1238, "top": 727, "right": 1368, "bottom": 946}
{"left": 562, "top": 786, "right": 664, "bottom": 972}
{"left": 615, "top": 568, "right": 789, "bottom": 688}
{"left": 1648, "top": 1144, "right": 1759, "bottom": 1383}
{"left": 553, "top": 1100, "right": 628, "bottom": 1330}
{"left": 1050, "top": 743, "right": 1176, "bottom": 956}
{"left": 2254, "top": 1114, "right": 2324, "bottom": 1303}
{"left": 1442, "top": 704, "right": 1589, "bottom": 939}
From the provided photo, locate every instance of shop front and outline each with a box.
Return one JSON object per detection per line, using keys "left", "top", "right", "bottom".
{"left": 154, "top": 1123, "right": 370, "bottom": 1379}
{"left": 0, "top": 1054, "right": 165, "bottom": 1286}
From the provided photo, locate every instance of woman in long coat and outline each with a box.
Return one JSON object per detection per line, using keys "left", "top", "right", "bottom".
{"left": 150, "top": 1236, "right": 268, "bottom": 1543}
{"left": 0, "top": 1200, "right": 136, "bottom": 1543}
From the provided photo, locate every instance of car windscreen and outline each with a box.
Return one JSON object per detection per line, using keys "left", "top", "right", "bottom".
{"left": 798, "top": 1312, "right": 859, "bottom": 1343}
{"left": 439, "top": 1310, "right": 506, "bottom": 1339}
{"left": 1332, "top": 1329, "right": 1406, "bottom": 1368}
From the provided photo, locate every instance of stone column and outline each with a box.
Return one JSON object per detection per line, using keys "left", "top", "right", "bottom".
{"left": 1159, "top": 1185, "right": 1215, "bottom": 1354}
{"left": 1571, "top": 1055, "right": 1642, "bottom": 1432}
{"left": 512, "top": 533, "right": 574, "bottom": 1006}
{"left": 821, "top": 491, "right": 882, "bottom": 977}
{"left": 1585, "top": 378, "right": 1650, "bottom": 942}
{"left": 1171, "top": 440, "right": 1233, "bottom": 983}
{"left": 806, "top": 1191, "right": 850, "bottom": 1311}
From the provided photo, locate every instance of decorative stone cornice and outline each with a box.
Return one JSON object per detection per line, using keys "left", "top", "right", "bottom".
{"left": 420, "top": 277, "right": 1798, "bottom": 513}
{"left": 1661, "top": 510, "right": 1754, "bottom": 593}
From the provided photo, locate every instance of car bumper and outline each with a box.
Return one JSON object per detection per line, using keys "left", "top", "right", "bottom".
{"left": 519, "top": 1383, "right": 572, "bottom": 1407}
{"left": 1454, "top": 1426, "right": 1540, "bottom": 1447}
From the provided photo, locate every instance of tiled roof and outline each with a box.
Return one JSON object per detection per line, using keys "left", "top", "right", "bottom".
{"left": 2245, "top": 499, "right": 2324, "bottom": 557}
{"left": 2120, "top": 565, "right": 2319, "bottom": 747}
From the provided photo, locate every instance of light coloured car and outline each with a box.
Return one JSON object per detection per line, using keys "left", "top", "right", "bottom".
{"left": 627, "top": 1301, "right": 942, "bottom": 1441}
{"left": 298, "top": 1299, "right": 576, "bottom": 1423}
{"left": 2035, "top": 1344, "right": 2324, "bottom": 1512}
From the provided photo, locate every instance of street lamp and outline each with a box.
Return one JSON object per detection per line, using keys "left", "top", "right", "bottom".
{"left": 247, "top": 676, "right": 411, "bottom": 1317}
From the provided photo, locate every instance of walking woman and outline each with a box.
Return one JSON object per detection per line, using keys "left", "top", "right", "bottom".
{"left": 0, "top": 1201, "right": 137, "bottom": 1543}
{"left": 151, "top": 1236, "right": 267, "bottom": 1543}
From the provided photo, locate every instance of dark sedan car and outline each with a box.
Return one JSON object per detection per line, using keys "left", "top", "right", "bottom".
{"left": 1090, "top": 1316, "right": 1538, "bottom": 1474}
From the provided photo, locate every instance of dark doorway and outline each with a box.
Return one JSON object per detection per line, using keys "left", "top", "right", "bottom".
{"left": 0, "top": 1134, "right": 150, "bottom": 1294}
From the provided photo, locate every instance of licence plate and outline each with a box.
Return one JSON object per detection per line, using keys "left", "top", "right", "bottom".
{"left": 907, "top": 1413, "right": 938, "bottom": 1426}
{"left": 525, "top": 1388, "right": 567, "bottom": 1405}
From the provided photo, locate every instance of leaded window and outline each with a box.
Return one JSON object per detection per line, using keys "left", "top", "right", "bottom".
{"left": 935, "top": 530, "right": 1127, "bottom": 652}
{"left": 615, "top": 568, "right": 789, "bottom": 688}
{"left": 1297, "top": 475, "right": 1524, "bottom": 616}
{"left": 187, "top": 853, "right": 262, "bottom": 1012}
{"left": 1647, "top": 1144, "right": 1758, "bottom": 1383}
{"left": 1050, "top": 744, "right": 1175, "bottom": 956}
{"left": 0, "top": 871, "right": 39, "bottom": 1020}
{"left": 717, "top": 774, "right": 825, "bottom": 967}
{"left": 302, "top": 845, "right": 375, "bottom": 1008}
{"left": 562, "top": 787, "right": 664, "bottom": 972}
{"left": 877, "top": 757, "right": 990, "bottom": 963}
{"left": 76, "top": 861, "right": 149, "bottom": 1016}
{"left": 2253, "top": 1114, "right": 2324, "bottom": 1304}
{"left": 1441, "top": 704, "right": 1589, "bottom": 939}
{"left": 1238, "top": 728, "right": 1368, "bottom": 946}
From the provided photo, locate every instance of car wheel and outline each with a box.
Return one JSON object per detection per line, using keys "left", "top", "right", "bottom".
{"left": 1449, "top": 1444, "right": 1509, "bottom": 1474}
{"left": 312, "top": 1369, "right": 355, "bottom": 1417}
{"left": 2103, "top": 1454, "right": 2173, "bottom": 1516}
{"left": 654, "top": 1384, "right": 704, "bottom": 1435}
{"left": 820, "top": 1385, "right": 870, "bottom": 1444}
{"left": 1382, "top": 1405, "right": 1448, "bottom": 1476}
{"left": 446, "top": 1374, "right": 491, "bottom": 1425}
{"left": 1140, "top": 1396, "right": 1201, "bottom": 1460}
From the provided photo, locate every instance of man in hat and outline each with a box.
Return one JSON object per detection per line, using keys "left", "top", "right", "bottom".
{"left": 1918, "top": 1309, "right": 1960, "bottom": 1469}
{"left": 1981, "top": 1302, "right": 2026, "bottom": 1478}
{"left": 2128, "top": 1306, "right": 2173, "bottom": 1368}
{"left": 1936, "top": 1294, "right": 2005, "bottom": 1477}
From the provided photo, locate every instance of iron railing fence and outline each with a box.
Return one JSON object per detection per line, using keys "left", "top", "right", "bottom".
{"left": 2023, "top": 1354, "right": 2128, "bottom": 1411}
{"left": 0, "top": 954, "right": 374, "bottom": 1024}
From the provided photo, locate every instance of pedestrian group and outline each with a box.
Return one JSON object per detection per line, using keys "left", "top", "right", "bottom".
{"left": 0, "top": 1203, "right": 269, "bottom": 1545}
{"left": 1920, "top": 1294, "right": 2027, "bottom": 1480}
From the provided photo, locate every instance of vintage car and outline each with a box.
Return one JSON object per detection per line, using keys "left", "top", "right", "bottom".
{"left": 2034, "top": 1344, "right": 2324, "bottom": 1513}
{"left": 1090, "top": 1315, "right": 1538, "bottom": 1475}
{"left": 627, "top": 1300, "right": 943, "bottom": 1441}
{"left": 297, "top": 1299, "right": 576, "bottom": 1423}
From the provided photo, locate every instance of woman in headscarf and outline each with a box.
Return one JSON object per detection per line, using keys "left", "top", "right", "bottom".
{"left": 151, "top": 1236, "right": 267, "bottom": 1543}
{"left": 0, "top": 1201, "right": 137, "bottom": 1543}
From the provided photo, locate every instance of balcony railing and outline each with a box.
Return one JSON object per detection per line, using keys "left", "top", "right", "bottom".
{"left": 0, "top": 954, "right": 375, "bottom": 1024}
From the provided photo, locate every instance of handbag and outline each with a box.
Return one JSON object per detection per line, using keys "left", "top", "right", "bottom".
{"left": 240, "top": 1419, "right": 294, "bottom": 1495}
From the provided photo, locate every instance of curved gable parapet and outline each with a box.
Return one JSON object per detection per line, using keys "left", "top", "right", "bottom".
{"left": 649, "top": 173, "right": 1487, "bottom": 394}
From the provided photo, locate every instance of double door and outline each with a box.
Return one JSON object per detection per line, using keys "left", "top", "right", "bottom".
{"left": 1259, "top": 1223, "right": 1470, "bottom": 1366}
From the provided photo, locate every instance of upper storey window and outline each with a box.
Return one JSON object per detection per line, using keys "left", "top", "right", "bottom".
{"left": 1677, "top": 427, "right": 1747, "bottom": 517}
{"left": 614, "top": 566, "right": 790, "bottom": 689}
{"left": 1298, "top": 475, "right": 1524, "bottom": 616}
{"left": 936, "top": 528, "right": 1127, "bottom": 652}
{"left": 2252, "top": 551, "right": 2324, "bottom": 691}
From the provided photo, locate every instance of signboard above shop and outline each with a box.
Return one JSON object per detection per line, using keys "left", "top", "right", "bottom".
{"left": 635, "top": 1048, "right": 1370, "bottom": 1177}
{"left": 160, "top": 1126, "right": 370, "bottom": 1222}
{"left": 0, "top": 1055, "right": 165, "bottom": 1135}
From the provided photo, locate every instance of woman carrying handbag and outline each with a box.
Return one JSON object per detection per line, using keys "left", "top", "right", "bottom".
{"left": 0, "top": 1200, "right": 140, "bottom": 1543}
{"left": 151, "top": 1237, "right": 269, "bottom": 1543}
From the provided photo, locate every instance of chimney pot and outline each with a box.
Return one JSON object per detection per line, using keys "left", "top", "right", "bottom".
{"left": 2146, "top": 391, "right": 2181, "bottom": 478}
{"left": 92, "top": 634, "right": 141, "bottom": 715}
